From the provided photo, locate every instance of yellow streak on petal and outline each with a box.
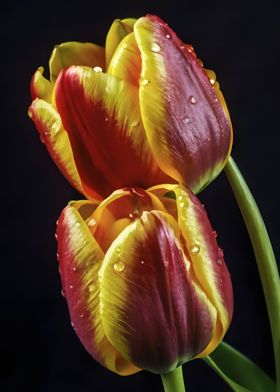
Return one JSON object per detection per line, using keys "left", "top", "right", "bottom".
{"left": 173, "top": 185, "right": 230, "bottom": 339}
{"left": 105, "top": 18, "right": 137, "bottom": 69}
{"left": 107, "top": 32, "right": 141, "bottom": 87}
{"left": 61, "top": 205, "right": 139, "bottom": 375}
{"left": 31, "top": 66, "right": 54, "bottom": 102}
{"left": 29, "top": 98, "right": 85, "bottom": 196}
{"left": 134, "top": 17, "right": 181, "bottom": 183}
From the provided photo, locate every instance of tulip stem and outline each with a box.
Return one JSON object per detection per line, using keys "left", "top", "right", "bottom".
{"left": 224, "top": 156, "right": 280, "bottom": 390}
{"left": 161, "top": 366, "right": 186, "bottom": 392}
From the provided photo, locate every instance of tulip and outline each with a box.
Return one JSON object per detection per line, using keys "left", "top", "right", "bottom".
{"left": 56, "top": 184, "right": 233, "bottom": 374}
{"left": 28, "top": 15, "right": 233, "bottom": 200}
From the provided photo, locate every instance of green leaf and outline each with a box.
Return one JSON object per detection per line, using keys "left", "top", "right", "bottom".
{"left": 203, "top": 341, "right": 276, "bottom": 392}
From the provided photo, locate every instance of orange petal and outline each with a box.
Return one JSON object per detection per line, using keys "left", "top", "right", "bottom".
{"left": 55, "top": 66, "right": 170, "bottom": 198}
{"left": 57, "top": 203, "right": 140, "bottom": 375}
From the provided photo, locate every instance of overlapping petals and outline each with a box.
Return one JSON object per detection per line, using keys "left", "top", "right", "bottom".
{"left": 29, "top": 15, "right": 232, "bottom": 199}
{"left": 56, "top": 184, "right": 233, "bottom": 374}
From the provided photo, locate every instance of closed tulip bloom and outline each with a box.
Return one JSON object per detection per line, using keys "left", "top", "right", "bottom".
{"left": 56, "top": 184, "right": 233, "bottom": 374}
{"left": 28, "top": 15, "right": 232, "bottom": 200}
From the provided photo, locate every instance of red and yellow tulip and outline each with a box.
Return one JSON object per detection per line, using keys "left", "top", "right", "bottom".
{"left": 56, "top": 184, "right": 233, "bottom": 374}
{"left": 28, "top": 15, "right": 232, "bottom": 200}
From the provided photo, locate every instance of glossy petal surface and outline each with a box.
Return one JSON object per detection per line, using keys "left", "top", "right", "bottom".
{"left": 99, "top": 210, "right": 217, "bottom": 373}
{"left": 173, "top": 185, "right": 233, "bottom": 355}
{"left": 57, "top": 203, "right": 140, "bottom": 375}
{"left": 55, "top": 66, "right": 170, "bottom": 198}
{"left": 105, "top": 18, "right": 137, "bottom": 68}
{"left": 134, "top": 15, "right": 233, "bottom": 193}
{"left": 28, "top": 98, "right": 84, "bottom": 196}
{"left": 107, "top": 32, "right": 141, "bottom": 87}
{"left": 49, "top": 41, "right": 105, "bottom": 82}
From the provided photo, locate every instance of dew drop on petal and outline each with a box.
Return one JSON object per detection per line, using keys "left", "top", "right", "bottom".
{"left": 189, "top": 96, "right": 197, "bottom": 104}
{"left": 140, "top": 260, "right": 145, "bottom": 265}
{"left": 210, "top": 79, "right": 215, "bottom": 85}
{"left": 177, "top": 195, "right": 183, "bottom": 201}
{"left": 28, "top": 109, "right": 33, "bottom": 118}
{"left": 73, "top": 266, "right": 76, "bottom": 272}
{"left": 151, "top": 42, "right": 161, "bottom": 52}
{"left": 141, "top": 79, "right": 150, "bottom": 86}
{"left": 55, "top": 233, "right": 58, "bottom": 239}
{"left": 114, "top": 261, "right": 125, "bottom": 272}
{"left": 93, "top": 66, "right": 102, "bottom": 72}
{"left": 61, "top": 288, "right": 65, "bottom": 297}
{"left": 212, "top": 230, "right": 217, "bottom": 238}
{"left": 165, "top": 34, "right": 171, "bottom": 39}
{"left": 80, "top": 313, "right": 84, "bottom": 318}
{"left": 71, "top": 321, "right": 75, "bottom": 328}
{"left": 179, "top": 202, "right": 185, "bottom": 208}
{"left": 88, "top": 218, "right": 96, "bottom": 227}
{"left": 115, "top": 247, "right": 121, "bottom": 254}
{"left": 217, "top": 259, "right": 223, "bottom": 265}
{"left": 69, "top": 284, "right": 74, "bottom": 290}
{"left": 104, "top": 117, "right": 109, "bottom": 122}
{"left": 190, "top": 244, "right": 200, "bottom": 255}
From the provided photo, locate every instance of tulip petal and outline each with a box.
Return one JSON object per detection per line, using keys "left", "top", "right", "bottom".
{"left": 99, "top": 210, "right": 217, "bottom": 373}
{"left": 134, "top": 15, "right": 233, "bottom": 193}
{"left": 30, "top": 66, "right": 54, "bottom": 102}
{"left": 49, "top": 41, "right": 105, "bottom": 82}
{"left": 55, "top": 66, "right": 170, "bottom": 198}
{"left": 28, "top": 98, "right": 87, "bottom": 197}
{"left": 107, "top": 32, "right": 141, "bottom": 87}
{"left": 172, "top": 184, "right": 233, "bottom": 355}
{"left": 57, "top": 203, "right": 140, "bottom": 375}
{"left": 105, "top": 18, "right": 137, "bottom": 68}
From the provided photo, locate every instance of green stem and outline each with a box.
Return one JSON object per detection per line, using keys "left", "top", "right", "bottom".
{"left": 224, "top": 156, "right": 280, "bottom": 390}
{"left": 161, "top": 366, "right": 186, "bottom": 392}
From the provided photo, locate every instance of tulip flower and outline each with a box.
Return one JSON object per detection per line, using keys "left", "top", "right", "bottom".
{"left": 56, "top": 184, "right": 233, "bottom": 374}
{"left": 28, "top": 15, "right": 233, "bottom": 200}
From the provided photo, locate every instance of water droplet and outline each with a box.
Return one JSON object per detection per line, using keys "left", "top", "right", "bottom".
{"left": 104, "top": 117, "right": 109, "bottom": 122}
{"left": 210, "top": 78, "right": 215, "bottom": 85}
{"left": 185, "top": 117, "right": 191, "bottom": 124}
{"left": 178, "top": 195, "right": 183, "bottom": 201}
{"left": 165, "top": 34, "right": 171, "bottom": 39}
{"left": 55, "top": 233, "right": 58, "bottom": 239}
{"left": 56, "top": 252, "right": 60, "bottom": 261}
{"left": 197, "top": 59, "right": 203, "bottom": 67}
{"left": 129, "top": 213, "right": 135, "bottom": 219}
{"left": 75, "top": 222, "right": 81, "bottom": 227}
{"left": 73, "top": 266, "right": 76, "bottom": 271}
{"left": 28, "top": 109, "right": 33, "bottom": 118}
{"left": 212, "top": 230, "right": 217, "bottom": 238}
{"left": 93, "top": 66, "right": 102, "bottom": 72}
{"left": 217, "top": 259, "right": 223, "bottom": 265}
{"left": 44, "top": 131, "right": 49, "bottom": 137}
{"left": 80, "top": 313, "right": 84, "bottom": 318}
{"left": 179, "top": 202, "right": 185, "bottom": 208}
{"left": 115, "top": 247, "right": 121, "bottom": 254}
{"left": 69, "top": 284, "right": 74, "bottom": 289}
{"left": 56, "top": 219, "right": 59, "bottom": 225}
{"left": 190, "top": 244, "right": 200, "bottom": 255}
{"left": 61, "top": 288, "right": 65, "bottom": 297}
{"left": 189, "top": 96, "right": 197, "bottom": 104}
{"left": 114, "top": 261, "right": 125, "bottom": 272}
{"left": 151, "top": 42, "right": 161, "bottom": 52}
{"left": 88, "top": 218, "right": 96, "bottom": 227}
{"left": 140, "top": 260, "right": 145, "bottom": 265}
{"left": 71, "top": 321, "right": 75, "bottom": 328}
{"left": 88, "top": 284, "right": 95, "bottom": 292}
{"left": 185, "top": 44, "right": 194, "bottom": 53}
{"left": 131, "top": 121, "right": 139, "bottom": 128}
{"left": 141, "top": 79, "right": 150, "bottom": 86}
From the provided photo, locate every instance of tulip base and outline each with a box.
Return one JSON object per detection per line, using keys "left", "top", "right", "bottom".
{"left": 160, "top": 366, "right": 186, "bottom": 392}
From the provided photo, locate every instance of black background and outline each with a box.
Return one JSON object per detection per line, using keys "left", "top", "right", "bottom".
{"left": 1, "top": 0, "right": 280, "bottom": 391}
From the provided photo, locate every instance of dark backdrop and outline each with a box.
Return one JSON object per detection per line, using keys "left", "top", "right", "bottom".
{"left": 1, "top": 0, "right": 280, "bottom": 391}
